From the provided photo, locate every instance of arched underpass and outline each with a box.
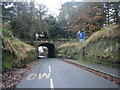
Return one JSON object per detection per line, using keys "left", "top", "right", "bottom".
{"left": 37, "top": 43, "right": 56, "bottom": 58}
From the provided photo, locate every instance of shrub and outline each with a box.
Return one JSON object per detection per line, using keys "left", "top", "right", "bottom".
{"left": 2, "top": 28, "right": 14, "bottom": 38}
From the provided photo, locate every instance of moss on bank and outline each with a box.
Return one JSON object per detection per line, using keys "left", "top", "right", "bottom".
{"left": 2, "top": 28, "right": 37, "bottom": 72}
{"left": 58, "top": 25, "right": 120, "bottom": 68}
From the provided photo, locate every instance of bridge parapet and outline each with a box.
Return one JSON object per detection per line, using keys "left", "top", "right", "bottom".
{"left": 34, "top": 39, "right": 69, "bottom": 48}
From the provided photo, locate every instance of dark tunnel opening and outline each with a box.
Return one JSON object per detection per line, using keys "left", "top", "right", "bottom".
{"left": 37, "top": 43, "right": 56, "bottom": 58}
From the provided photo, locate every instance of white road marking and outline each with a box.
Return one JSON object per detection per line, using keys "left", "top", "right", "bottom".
{"left": 49, "top": 66, "right": 51, "bottom": 73}
{"left": 39, "top": 73, "right": 51, "bottom": 79}
{"left": 50, "top": 78, "right": 54, "bottom": 89}
{"left": 39, "top": 66, "right": 51, "bottom": 79}
{"left": 26, "top": 65, "right": 55, "bottom": 89}
{"left": 26, "top": 74, "right": 37, "bottom": 80}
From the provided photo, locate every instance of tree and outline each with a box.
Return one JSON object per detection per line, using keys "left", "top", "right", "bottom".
{"left": 2, "top": 1, "right": 49, "bottom": 42}
{"left": 35, "top": 4, "right": 49, "bottom": 38}
{"left": 45, "top": 15, "right": 61, "bottom": 38}
{"left": 58, "top": 2, "right": 105, "bottom": 37}
{"left": 2, "top": 2, "right": 14, "bottom": 23}
{"left": 103, "top": 2, "right": 120, "bottom": 25}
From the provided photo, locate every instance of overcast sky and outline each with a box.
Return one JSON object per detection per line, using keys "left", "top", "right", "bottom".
{"left": 35, "top": 0, "right": 82, "bottom": 16}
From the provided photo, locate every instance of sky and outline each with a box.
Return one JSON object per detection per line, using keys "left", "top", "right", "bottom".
{"left": 35, "top": 0, "right": 82, "bottom": 16}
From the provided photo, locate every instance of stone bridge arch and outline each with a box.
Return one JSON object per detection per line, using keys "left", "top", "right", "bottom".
{"left": 34, "top": 39, "right": 69, "bottom": 48}
{"left": 37, "top": 42, "right": 56, "bottom": 58}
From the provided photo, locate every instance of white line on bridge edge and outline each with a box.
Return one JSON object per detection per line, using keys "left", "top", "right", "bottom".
{"left": 50, "top": 78, "right": 54, "bottom": 89}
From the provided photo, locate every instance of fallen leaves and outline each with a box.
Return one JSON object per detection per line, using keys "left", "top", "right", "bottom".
{"left": 1, "top": 61, "right": 37, "bottom": 89}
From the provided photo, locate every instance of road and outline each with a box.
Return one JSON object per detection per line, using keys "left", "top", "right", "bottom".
{"left": 16, "top": 58, "right": 118, "bottom": 88}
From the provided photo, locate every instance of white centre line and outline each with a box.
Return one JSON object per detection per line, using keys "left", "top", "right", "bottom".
{"left": 49, "top": 65, "right": 51, "bottom": 73}
{"left": 49, "top": 65, "right": 54, "bottom": 89}
{"left": 50, "top": 78, "right": 54, "bottom": 89}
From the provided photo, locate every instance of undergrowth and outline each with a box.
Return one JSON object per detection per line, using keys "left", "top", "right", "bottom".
{"left": 2, "top": 28, "right": 37, "bottom": 72}
{"left": 58, "top": 25, "right": 120, "bottom": 69}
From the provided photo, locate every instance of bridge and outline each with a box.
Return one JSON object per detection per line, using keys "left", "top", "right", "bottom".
{"left": 34, "top": 39, "right": 69, "bottom": 48}
{"left": 33, "top": 39, "right": 69, "bottom": 58}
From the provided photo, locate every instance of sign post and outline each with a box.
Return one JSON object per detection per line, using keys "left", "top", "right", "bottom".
{"left": 77, "top": 31, "right": 85, "bottom": 42}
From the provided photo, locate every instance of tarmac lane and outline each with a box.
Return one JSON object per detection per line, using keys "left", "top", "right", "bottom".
{"left": 16, "top": 58, "right": 118, "bottom": 88}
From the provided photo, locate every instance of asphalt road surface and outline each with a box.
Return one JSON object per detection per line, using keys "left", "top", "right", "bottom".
{"left": 16, "top": 58, "right": 118, "bottom": 88}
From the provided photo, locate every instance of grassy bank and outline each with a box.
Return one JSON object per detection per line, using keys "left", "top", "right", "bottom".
{"left": 2, "top": 28, "right": 37, "bottom": 72}
{"left": 58, "top": 25, "right": 120, "bottom": 68}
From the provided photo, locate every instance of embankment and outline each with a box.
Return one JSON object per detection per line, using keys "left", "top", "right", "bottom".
{"left": 2, "top": 28, "right": 37, "bottom": 72}
{"left": 58, "top": 25, "right": 120, "bottom": 68}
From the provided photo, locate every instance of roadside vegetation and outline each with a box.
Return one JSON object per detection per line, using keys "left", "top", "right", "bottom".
{"left": 1, "top": 1, "right": 120, "bottom": 89}
{"left": 1, "top": 1, "right": 120, "bottom": 70}
{"left": 83, "top": 25, "right": 120, "bottom": 47}
{"left": 58, "top": 25, "right": 120, "bottom": 68}
{"left": 2, "top": 28, "right": 37, "bottom": 72}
